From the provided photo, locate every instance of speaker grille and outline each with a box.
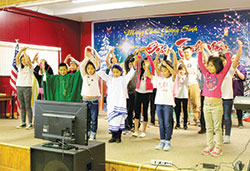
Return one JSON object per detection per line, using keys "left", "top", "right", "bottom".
{"left": 44, "top": 160, "right": 70, "bottom": 171}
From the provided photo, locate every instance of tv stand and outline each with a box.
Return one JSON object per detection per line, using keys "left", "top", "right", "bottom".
{"left": 31, "top": 141, "right": 105, "bottom": 171}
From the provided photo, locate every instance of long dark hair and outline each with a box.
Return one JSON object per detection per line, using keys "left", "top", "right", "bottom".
{"left": 20, "top": 55, "right": 25, "bottom": 69}
{"left": 85, "top": 61, "right": 95, "bottom": 74}
{"left": 161, "top": 60, "right": 173, "bottom": 76}
{"left": 207, "top": 56, "right": 224, "bottom": 74}
{"left": 139, "top": 59, "right": 146, "bottom": 80}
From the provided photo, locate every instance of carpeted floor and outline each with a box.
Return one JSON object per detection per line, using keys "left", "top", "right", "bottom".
{"left": 0, "top": 111, "right": 249, "bottom": 171}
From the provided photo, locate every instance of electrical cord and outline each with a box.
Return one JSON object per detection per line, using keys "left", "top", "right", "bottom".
{"left": 108, "top": 137, "right": 250, "bottom": 171}
{"left": 216, "top": 138, "right": 250, "bottom": 171}
{"left": 78, "top": 146, "right": 94, "bottom": 162}
{"left": 153, "top": 162, "right": 160, "bottom": 171}
{"left": 171, "top": 163, "right": 198, "bottom": 171}
{"left": 99, "top": 163, "right": 117, "bottom": 171}
{"left": 138, "top": 161, "right": 151, "bottom": 171}
{"left": 61, "top": 131, "right": 66, "bottom": 158}
{"left": 232, "top": 138, "right": 250, "bottom": 164}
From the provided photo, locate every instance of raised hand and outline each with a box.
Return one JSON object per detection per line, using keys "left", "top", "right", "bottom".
{"left": 237, "top": 39, "right": 242, "bottom": 48}
{"left": 160, "top": 58, "right": 166, "bottom": 65}
{"left": 110, "top": 47, "right": 115, "bottom": 52}
{"left": 69, "top": 56, "right": 75, "bottom": 60}
{"left": 179, "top": 59, "right": 184, "bottom": 64}
{"left": 219, "top": 41, "right": 228, "bottom": 53}
{"left": 140, "top": 47, "right": 147, "bottom": 52}
{"left": 132, "top": 48, "right": 138, "bottom": 55}
{"left": 21, "top": 47, "right": 28, "bottom": 52}
{"left": 202, "top": 43, "right": 208, "bottom": 49}
{"left": 66, "top": 54, "right": 71, "bottom": 58}
{"left": 199, "top": 41, "right": 204, "bottom": 51}
{"left": 34, "top": 53, "right": 39, "bottom": 63}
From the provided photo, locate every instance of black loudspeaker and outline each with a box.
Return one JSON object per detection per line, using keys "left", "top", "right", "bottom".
{"left": 30, "top": 141, "right": 105, "bottom": 171}
{"left": 234, "top": 96, "right": 250, "bottom": 110}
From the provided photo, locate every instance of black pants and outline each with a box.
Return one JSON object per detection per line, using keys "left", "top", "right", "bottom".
{"left": 135, "top": 92, "right": 150, "bottom": 122}
{"left": 174, "top": 98, "right": 188, "bottom": 125}
{"left": 200, "top": 95, "right": 206, "bottom": 131}
{"left": 236, "top": 109, "right": 243, "bottom": 126}
{"left": 149, "top": 89, "right": 156, "bottom": 124}
{"left": 125, "top": 92, "right": 136, "bottom": 130}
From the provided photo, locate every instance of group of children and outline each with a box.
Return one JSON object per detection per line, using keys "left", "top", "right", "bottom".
{"left": 15, "top": 40, "right": 246, "bottom": 157}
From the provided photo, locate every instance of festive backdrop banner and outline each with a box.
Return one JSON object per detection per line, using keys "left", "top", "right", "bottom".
{"left": 94, "top": 9, "right": 250, "bottom": 96}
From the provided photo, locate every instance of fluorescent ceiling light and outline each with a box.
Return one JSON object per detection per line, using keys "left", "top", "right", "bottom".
{"left": 72, "top": 0, "right": 97, "bottom": 3}
{"left": 16, "top": 0, "right": 69, "bottom": 7}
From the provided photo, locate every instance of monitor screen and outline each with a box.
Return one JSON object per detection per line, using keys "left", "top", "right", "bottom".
{"left": 34, "top": 100, "right": 89, "bottom": 145}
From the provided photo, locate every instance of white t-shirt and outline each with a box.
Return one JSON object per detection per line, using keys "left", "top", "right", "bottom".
{"left": 81, "top": 74, "right": 101, "bottom": 97}
{"left": 152, "top": 76, "right": 175, "bottom": 106}
{"left": 136, "top": 73, "right": 152, "bottom": 93}
{"left": 183, "top": 58, "right": 199, "bottom": 85}
{"left": 175, "top": 73, "right": 188, "bottom": 99}
{"left": 16, "top": 64, "right": 34, "bottom": 87}
{"left": 221, "top": 65, "right": 235, "bottom": 99}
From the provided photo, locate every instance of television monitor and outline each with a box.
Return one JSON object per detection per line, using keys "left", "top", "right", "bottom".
{"left": 34, "top": 100, "right": 89, "bottom": 146}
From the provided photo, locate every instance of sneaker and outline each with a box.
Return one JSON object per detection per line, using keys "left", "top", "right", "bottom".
{"left": 108, "top": 137, "right": 116, "bottom": 143}
{"left": 239, "top": 125, "right": 244, "bottom": 129}
{"left": 16, "top": 124, "right": 26, "bottom": 129}
{"left": 132, "top": 132, "right": 138, "bottom": 137}
{"left": 130, "top": 128, "right": 135, "bottom": 133}
{"left": 26, "top": 124, "right": 32, "bottom": 130}
{"left": 147, "top": 122, "right": 154, "bottom": 127}
{"left": 123, "top": 130, "right": 129, "bottom": 135}
{"left": 163, "top": 142, "right": 171, "bottom": 151}
{"left": 201, "top": 145, "right": 214, "bottom": 155}
{"left": 155, "top": 142, "right": 165, "bottom": 150}
{"left": 139, "top": 132, "right": 146, "bottom": 138}
{"left": 211, "top": 147, "right": 223, "bottom": 157}
{"left": 223, "top": 135, "right": 230, "bottom": 144}
{"left": 89, "top": 134, "right": 96, "bottom": 141}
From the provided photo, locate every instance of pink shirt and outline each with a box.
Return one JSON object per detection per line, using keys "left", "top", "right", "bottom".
{"left": 198, "top": 52, "right": 232, "bottom": 98}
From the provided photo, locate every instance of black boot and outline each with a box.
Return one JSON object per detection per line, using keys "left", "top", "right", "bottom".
{"left": 184, "top": 124, "right": 188, "bottom": 130}
{"left": 108, "top": 132, "right": 116, "bottom": 143}
{"left": 116, "top": 130, "right": 122, "bottom": 143}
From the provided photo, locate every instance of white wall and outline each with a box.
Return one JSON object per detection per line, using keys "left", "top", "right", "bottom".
{"left": 0, "top": 41, "right": 61, "bottom": 76}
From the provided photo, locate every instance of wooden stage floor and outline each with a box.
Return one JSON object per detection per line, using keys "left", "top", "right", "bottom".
{"left": 0, "top": 111, "right": 250, "bottom": 171}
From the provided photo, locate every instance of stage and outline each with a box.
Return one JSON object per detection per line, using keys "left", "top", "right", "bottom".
{"left": 0, "top": 111, "right": 249, "bottom": 171}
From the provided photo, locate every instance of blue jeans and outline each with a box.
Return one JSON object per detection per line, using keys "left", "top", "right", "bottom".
{"left": 222, "top": 99, "right": 233, "bottom": 136}
{"left": 156, "top": 105, "right": 174, "bottom": 141}
{"left": 83, "top": 99, "right": 99, "bottom": 135}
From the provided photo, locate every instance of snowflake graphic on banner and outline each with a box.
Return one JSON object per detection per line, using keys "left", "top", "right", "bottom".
{"left": 98, "top": 35, "right": 112, "bottom": 70}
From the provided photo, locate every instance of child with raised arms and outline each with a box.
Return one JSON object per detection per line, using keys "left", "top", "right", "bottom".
{"left": 89, "top": 50, "right": 138, "bottom": 143}
{"left": 80, "top": 46, "right": 101, "bottom": 141}
{"left": 132, "top": 48, "right": 155, "bottom": 138}
{"left": 174, "top": 59, "right": 189, "bottom": 130}
{"left": 199, "top": 42, "right": 232, "bottom": 157}
{"left": 15, "top": 47, "right": 34, "bottom": 129}
{"left": 146, "top": 48, "right": 177, "bottom": 151}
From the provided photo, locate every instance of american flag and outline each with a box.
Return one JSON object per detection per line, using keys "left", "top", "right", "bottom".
{"left": 9, "top": 43, "right": 20, "bottom": 116}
